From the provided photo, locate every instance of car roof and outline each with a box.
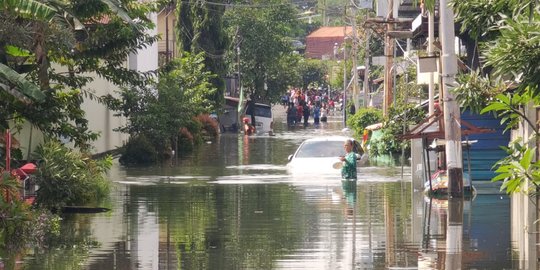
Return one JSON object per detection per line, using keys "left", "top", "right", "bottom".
{"left": 302, "top": 136, "right": 356, "bottom": 143}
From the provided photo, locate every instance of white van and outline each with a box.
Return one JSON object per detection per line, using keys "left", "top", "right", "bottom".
{"left": 244, "top": 102, "right": 273, "bottom": 135}
{"left": 219, "top": 97, "right": 273, "bottom": 134}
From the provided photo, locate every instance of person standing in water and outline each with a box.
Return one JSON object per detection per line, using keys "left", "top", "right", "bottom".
{"left": 339, "top": 139, "right": 357, "bottom": 181}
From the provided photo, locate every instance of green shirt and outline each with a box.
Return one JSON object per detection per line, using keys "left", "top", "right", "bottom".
{"left": 341, "top": 152, "right": 357, "bottom": 180}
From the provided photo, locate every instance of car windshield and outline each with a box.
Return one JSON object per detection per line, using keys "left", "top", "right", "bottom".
{"left": 246, "top": 104, "right": 272, "bottom": 118}
{"left": 295, "top": 140, "right": 347, "bottom": 158}
{"left": 253, "top": 105, "right": 271, "bottom": 118}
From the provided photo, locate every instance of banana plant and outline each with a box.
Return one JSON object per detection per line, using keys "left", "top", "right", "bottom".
{"left": 0, "top": 0, "right": 136, "bottom": 103}
{"left": 1, "top": 0, "right": 56, "bottom": 22}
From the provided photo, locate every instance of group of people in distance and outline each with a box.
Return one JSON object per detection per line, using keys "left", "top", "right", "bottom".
{"left": 283, "top": 88, "right": 341, "bottom": 127}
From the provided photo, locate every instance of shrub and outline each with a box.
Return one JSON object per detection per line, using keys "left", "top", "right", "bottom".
{"left": 195, "top": 114, "right": 219, "bottom": 138}
{"left": 0, "top": 201, "right": 60, "bottom": 256}
{"left": 347, "top": 107, "right": 383, "bottom": 138}
{"left": 34, "top": 140, "right": 112, "bottom": 210}
{"left": 178, "top": 127, "right": 194, "bottom": 152}
{"left": 184, "top": 118, "right": 203, "bottom": 145}
{"left": 120, "top": 135, "right": 158, "bottom": 165}
{"left": 369, "top": 105, "right": 425, "bottom": 157}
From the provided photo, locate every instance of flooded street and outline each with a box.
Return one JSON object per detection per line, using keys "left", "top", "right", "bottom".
{"left": 19, "top": 112, "right": 520, "bottom": 269}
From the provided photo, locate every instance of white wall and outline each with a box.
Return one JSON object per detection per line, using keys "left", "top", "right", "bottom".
{"left": 80, "top": 75, "right": 129, "bottom": 154}
{"left": 130, "top": 12, "right": 159, "bottom": 72}
{"left": 84, "top": 11, "right": 158, "bottom": 154}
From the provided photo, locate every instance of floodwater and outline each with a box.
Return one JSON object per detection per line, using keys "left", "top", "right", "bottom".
{"left": 13, "top": 110, "right": 533, "bottom": 269}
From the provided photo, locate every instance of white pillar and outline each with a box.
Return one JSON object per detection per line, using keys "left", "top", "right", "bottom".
{"left": 428, "top": 10, "right": 435, "bottom": 116}
{"left": 440, "top": 0, "right": 463, "bottom": 196}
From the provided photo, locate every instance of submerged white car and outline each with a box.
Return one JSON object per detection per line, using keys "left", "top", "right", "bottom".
{"left": 286, "top": 136, "right": 365, "bottom": 176}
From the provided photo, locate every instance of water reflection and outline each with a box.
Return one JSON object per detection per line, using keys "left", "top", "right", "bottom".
{"left": 9, "top": 114, "right": 528, "bottom": 269}
{"left": 419, "top": 196, "right": 512, "bottom": 269}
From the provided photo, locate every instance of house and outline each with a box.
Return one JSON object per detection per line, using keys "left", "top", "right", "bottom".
{"left": 157, "top": 4, "right": 178, "bottom": 66}
{"left": 305, "top": 26, "right": 352, "bottom": 59}
{"left": 14, "top": 12, "right": 160, "bottom": 158}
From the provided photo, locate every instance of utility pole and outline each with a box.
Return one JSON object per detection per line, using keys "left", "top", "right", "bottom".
{"left": 383, "top": 0, "right": 394, "bottom": 116}
{"left": 342, "top": 3, "right": 348, "bottom": 127}
{"left": 236, "top": 44, "right": 243, "bottom": 133}
{"left": 343, "top": 24, "right": 348, "bottom": 127}
{"left": 440, "top": 0, "right": 463, "bottom": 197}
{"left": 351, "top": 1, "right": 360, "bottom": 110}
{"left": 445, "top": 198, "right": 464, "bottom": 269}
{"left": 322, "top": 0, "right": 327, "bottom": 26}
{"left": 428, "top": 8, "right": 435, "bottom": 116}
{"left": 363, "top": 23, "right": 370, "bottom": 108}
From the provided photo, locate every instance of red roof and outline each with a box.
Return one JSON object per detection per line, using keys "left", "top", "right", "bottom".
{"left": 306, "top": 26, "right": 353, "bottom": 38}
{"left": 305, "top": 27, "right": 353, "bottom": 59}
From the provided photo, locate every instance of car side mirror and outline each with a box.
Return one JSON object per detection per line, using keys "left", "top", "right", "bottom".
{"left": 288, "top": 154, "right": 293, "bottom": 162}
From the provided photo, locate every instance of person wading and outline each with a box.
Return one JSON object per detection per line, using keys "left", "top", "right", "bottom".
{"left": 339, "top": 139, "right": 357, "bottom": 181}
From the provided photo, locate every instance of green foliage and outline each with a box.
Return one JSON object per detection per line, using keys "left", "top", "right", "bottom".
{"left": 1, "top": 0, "right": 56, "bottom": 21}
{"left": 480, "top": 89, "right": 539, "bottom": 133}
{"left": 346, "top": 107, "right": 383, "bottom": 138}
{"left": 491, "top": 140, "right": 540, "bottom": 194}
{"left": 155, "top": 53, "right": 217, "bottom": 135}
{"left": 369, "top": 105, "right": 425, "bottom": 157}
{"left": 451, "top": 0, "right": 517, "bottom": 40}
{"left": 178, "top": 127, "right": 195, "bottom": 152}
{"left": 0, "top": 170, "right": 21, "bottom": 202}
{"left": 176, "top": 0, "right": 229, "bottom": 106}
{"left": 34, "top": 140, "right": 112, "bottom": 210}
{"left": 182, "top": 117, "right": 204, "bottom": 146}
{"left": 110, "top": 53, "right": 217, "bottom": 163}
{"left": 453, "top": 70, "right": 506, "bottom": 114}
{"left": 0, "top": 0, "right": 158, "bottom": 146}
{"left": 298, "top": 59, "right": 327, "bottom": 89}
{"left": 119, "top": 135, "right": 158, "bottom": 165}
{"left": 450, "top": 0, "right": 540, "bottom": 195}
{"left": 368, "top": 61, "right": 424, "bottom": 156}
{"left": 484, "top": 9, "right": 540, "bottom": 94}
{"left": 394, "top": 63, "right": 424, "bottom": 103}
{"left": 0, "top": 62, "right": 45, "bottom": 102}
{"left": 0, "top": 171, "right": 60, "bottom": 254}
{"left": 480, "top": 88, "right": 540, "bottom": 194}
{"left": 225, "top": 0, "right": 300, "bottom": 103}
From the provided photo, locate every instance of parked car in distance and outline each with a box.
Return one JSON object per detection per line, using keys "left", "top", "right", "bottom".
{"left": 244, "top": 101, "right": 273, "bottom": 135}
{"left": 286, "top": 136, "right": 365, "bottom": 176}
{"left": 218, "top": 97, "right": 273, "bottom": 135}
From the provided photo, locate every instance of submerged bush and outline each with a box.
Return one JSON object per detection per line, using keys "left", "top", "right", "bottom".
{"left": 119, "top": 135, "right": 158, "bottom": 165}
{"left": 369, "top": 105, "right": 425, "bottom": 157}
{"left": 347, "top": 107, "right": 383, "bottom": 138}
{"left": 0, "top": 172, "right": 60, "bottom": 257}
{"left": 196, "top": 114, "right": 219, "bottom": 138}
{"left": 34, "top": 140, "right": 112, "bottom": 210}
{"left": 178, "top": 127, "right": 195, "bottom": 152}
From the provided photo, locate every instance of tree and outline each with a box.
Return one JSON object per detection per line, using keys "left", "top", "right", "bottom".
{"left": 450, "top": 1, "right": 540, "bottom": 194}
{"left": 108, "top": 53, "right": 217, "bottom": 162}
{"left": 224, "top": 0, "right": 301, "bottom": 103}
{"left": 176, "top": 0, "right": 229, "bottom": 108}
{"left": 0, "top": 0, "right": 158, "bottom": 148}
{"left": 297, "top": 59, "right": 327, "bottom": 89}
